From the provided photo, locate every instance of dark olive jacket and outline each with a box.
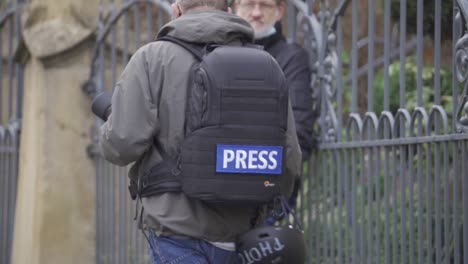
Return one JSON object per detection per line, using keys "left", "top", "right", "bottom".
{"left": 98, "top": 11, "right": 302, "bottom": 242}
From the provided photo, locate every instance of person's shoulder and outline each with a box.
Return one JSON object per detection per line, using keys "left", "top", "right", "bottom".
{"left": 271, "top": 39, "right": 308, "bottom": 59}
{"left": 284, "top": 41, "right": 308, "bottom": 54}
{"left": 131, "top": 41, "right": 160, "bottom": 56}
{"left": 138, "top": 40, "right": 171, "bottom": 52}
{"left": 134, "top": 40, "right": 186, "bottom": 60}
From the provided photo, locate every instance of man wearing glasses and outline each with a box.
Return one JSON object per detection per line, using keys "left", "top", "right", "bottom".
{"left": 234, "top": 0, "right": 318, "bottom": 211}
{"left": 234, "top": 0, "right": 317, "bottom": 162}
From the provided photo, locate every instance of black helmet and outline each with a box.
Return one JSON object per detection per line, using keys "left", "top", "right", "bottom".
{"left": 236, "top": 225, "right": 306, "bottom": 264}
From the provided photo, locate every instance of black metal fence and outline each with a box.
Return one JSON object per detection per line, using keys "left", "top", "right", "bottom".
{"left": 84, "top": 1, "right": 172, "bottom": 263}
{"left": 294, "top": 0, "right": 468, "bottom": 263}
{"left": 0, "top": 0, "right": 24, "bottom": 264}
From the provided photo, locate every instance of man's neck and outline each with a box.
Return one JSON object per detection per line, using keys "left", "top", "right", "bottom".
{"left": 254, "top": 30, "right": 284, "bottom": 51}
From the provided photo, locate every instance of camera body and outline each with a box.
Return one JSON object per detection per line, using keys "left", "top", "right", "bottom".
{"left": 91, "top": 92, "right": 112, "bottom": 121}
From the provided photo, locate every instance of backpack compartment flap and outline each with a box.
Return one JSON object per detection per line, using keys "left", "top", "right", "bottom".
{"left": 199, "top": 46, "right": 288, "bottom": 130}
{"left": 180, "top": 45, "right": 290, "bottom": 206}
{"left": 180, "top": 126, "right": 286, "bottom": 205}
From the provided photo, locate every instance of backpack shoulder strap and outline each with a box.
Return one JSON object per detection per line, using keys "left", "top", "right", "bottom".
{"left": 156, "top": 36, "right": 204, "bottom": 61}
{"left": 243, "top": 43, "right": 264, "bottom": 50}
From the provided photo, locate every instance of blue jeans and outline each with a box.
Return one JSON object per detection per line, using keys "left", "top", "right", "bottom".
{"left": 148, "top": 233, "right": 240, "bottom": 264}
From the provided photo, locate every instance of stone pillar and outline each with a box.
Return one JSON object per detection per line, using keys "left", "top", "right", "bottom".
{"left": 12, "top": 0, "right": 98, "bottom": 263}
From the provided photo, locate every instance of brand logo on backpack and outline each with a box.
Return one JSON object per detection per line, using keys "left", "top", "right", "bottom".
{"left": 216, "top": 145, "right": 283, "bottom": 174}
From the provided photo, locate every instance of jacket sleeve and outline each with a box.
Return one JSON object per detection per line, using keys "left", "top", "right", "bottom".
{"left": 282, "top": 46, "right": 318, "bottom": 160}
{"left": 99, "top": 46, "right": 160, "bottom": 166}
{"left": 282, "top": 101, "right": 302, "bottom": 197}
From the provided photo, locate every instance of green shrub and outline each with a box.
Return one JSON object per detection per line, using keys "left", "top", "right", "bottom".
{"left": 373, "top": 57, "right": 453, "bottom": 119}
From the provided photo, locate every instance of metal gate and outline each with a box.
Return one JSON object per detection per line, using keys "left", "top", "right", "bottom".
{"left": 86, "top": 0, "right": 468, "bottom": 263}
{"left": 0, "top": 1, "right": 24, "bottom": 264}
{"left": 84, "top": 1, "right": 173, "bottom": 263}
{"left": 294, "top": 0, "right": 468, "bottom": 263}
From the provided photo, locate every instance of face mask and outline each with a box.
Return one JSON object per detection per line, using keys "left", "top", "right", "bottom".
{"left": 254, "top": 26, "right": 276, "bottom": 39}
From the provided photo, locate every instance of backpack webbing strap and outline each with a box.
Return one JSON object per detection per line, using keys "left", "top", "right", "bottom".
{"left": 128, "top": 139, "right": 182, "bottom": 200}
{"left": 129, "top": 36, "right": 206, "bottom": 200}
{"left": 157, "top": 36, "right": 204, "bottom": 61}
{"left": 137, "top": 157, "right": 181, "bottom": 198}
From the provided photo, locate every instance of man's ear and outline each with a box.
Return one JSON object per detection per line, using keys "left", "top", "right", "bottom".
{"left": 276, "top": 1, "right": 285, "bottom": 22}
{"left": 171, "top": 3, "right": 181, "bottom": 18}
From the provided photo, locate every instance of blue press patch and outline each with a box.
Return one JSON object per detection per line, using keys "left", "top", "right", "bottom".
{"left": 216, "top": 145, "right": 283, "bottom": 174}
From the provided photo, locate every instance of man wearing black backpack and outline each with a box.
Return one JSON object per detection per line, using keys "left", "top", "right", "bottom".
{"left": 96, "top": 0, "right": 302, "bottom": 263}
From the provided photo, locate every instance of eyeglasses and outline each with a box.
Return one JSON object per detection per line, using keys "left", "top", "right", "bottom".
{"left": 237, "top": 1, "right": 277, "bottom": 12}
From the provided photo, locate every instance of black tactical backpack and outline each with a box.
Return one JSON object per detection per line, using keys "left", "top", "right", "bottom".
{"left": 136, "top": 36, "right": 290, "bottom": 206}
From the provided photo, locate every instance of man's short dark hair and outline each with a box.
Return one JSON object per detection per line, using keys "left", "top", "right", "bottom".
{"left": 177, "top": 0, "right": 228, "bottom": 12}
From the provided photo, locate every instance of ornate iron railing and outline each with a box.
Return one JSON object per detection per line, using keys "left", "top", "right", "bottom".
{"left": 86, "top": 0, "right": 468, "bottom": 263}
{"left": 0, "top": 0, "right": 24, "bottom": 264}
{"left": 85, "top": 1, "right": 172, "bottom": 263}
{"left": 294, "top": 0, "right": 468, "bottom": 263}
